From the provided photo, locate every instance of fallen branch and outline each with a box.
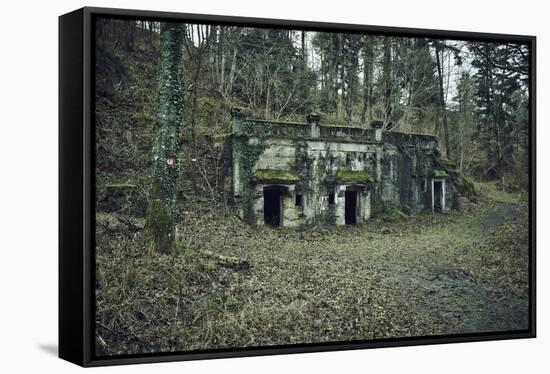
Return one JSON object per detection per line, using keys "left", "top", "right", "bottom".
{"left": 201, "top": 250, "right": 251, "bottom": 271}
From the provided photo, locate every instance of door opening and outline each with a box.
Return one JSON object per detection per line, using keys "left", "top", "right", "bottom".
{"left": 434, "top": 181, "right": 443, "bottom": 213}
{"left": 264, "top": 187, "right": 284, "bottom": 226}
{"left": 345, "top": 190, "right": 358, "bottom": 225}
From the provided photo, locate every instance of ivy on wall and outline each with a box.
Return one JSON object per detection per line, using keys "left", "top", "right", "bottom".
{"left": 232, "top": 120, "right": 269, "bottom": 221}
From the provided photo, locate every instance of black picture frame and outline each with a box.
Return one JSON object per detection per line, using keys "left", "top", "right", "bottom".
{"left": 59, "top": 6, "right": 537, "bottom": 367}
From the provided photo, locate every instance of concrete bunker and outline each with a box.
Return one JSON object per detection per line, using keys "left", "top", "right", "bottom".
{"left": 226, "top": 110, "right": 456, "bottom": 227}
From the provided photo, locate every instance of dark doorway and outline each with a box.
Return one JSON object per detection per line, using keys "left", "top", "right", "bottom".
{"left": 264, "top": 187, "right": 284, "bottom": 226}
{"left": 434, "top": 181, "right": 443, "bottom": 213}
{"left": 345, "top": 190, "right": 358, "bottom": 225}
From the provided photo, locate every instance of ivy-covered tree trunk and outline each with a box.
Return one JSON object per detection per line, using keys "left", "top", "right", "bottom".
{"left": 146, "top": 23, "right": 185, "bottom": 254}
{"left": 381, "top": 36, "right": 393, "bottom": 123}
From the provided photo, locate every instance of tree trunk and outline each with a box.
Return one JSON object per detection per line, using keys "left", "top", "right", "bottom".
{"left": 435, "top": 45, "right": 451, "bottom": 159}
{"left": 382, "top": 37, "right": 392, "bottom": 123}
{"left": 146, "top": 23, "right": 185, "bottom": 254}
{"left": 226, "top": 45, "right": 238, "bottom": 97}
{"left": 361, "top": 37, "right": 374, "bottom": 125}
{"left": 301, "top": 31, "right": 306, "bottom": 62}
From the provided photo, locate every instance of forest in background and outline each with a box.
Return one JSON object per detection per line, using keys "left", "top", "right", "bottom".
{"left": 93, "top": 18, "right": 531, "bottom": 355}
{"left": 95, "top": 18, "right": 530, "bottom": 209}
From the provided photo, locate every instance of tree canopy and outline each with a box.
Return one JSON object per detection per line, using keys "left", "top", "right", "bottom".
{"left": 95, "top": 19, "right": 530, "bottom": 197}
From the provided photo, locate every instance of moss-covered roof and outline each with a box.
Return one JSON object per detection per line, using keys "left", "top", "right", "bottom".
{"left": 433, "top": 169, "right": 449, "bottom": 178}
{"left": 336, "top": 169, "right": 373, "bottom": 183}
{"left": 253, "top": 169, "right": 300, "bottom": 183}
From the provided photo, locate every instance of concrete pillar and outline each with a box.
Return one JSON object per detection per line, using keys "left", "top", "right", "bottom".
{"left": 230, "top": 106, "right": 245, "bottom": 133}
{"left": 335, "top": 185, "right": 346, "bottom": 225}
{"left": 375, "top": 149, "right": 382, "bottom": 182}
{"left": 306, "top": 113, "right": 321, "bottom": 138}
{"left": 370, "top": 120, "right": 384, "bottom": 142}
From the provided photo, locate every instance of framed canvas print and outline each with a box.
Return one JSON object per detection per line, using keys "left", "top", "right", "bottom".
{"left": 59, "top": 7, "right": 536, "bottom": 367}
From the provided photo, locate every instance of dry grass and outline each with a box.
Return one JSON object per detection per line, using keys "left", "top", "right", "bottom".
{"left": 95, "top": 192, "right": 530, "bottom": 356}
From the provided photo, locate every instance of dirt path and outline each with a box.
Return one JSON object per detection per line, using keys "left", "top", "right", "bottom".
{"left": 480, "top": 203, "right": 519, "bottom": 233}
{"left": 376, "top": 203, "right": 528, "bottom": 335}
{"left": 448, "top": 203, "right": 527, "bottom": 333}
{"left": 225, "top": 202, "right": 529, "bottom": 341}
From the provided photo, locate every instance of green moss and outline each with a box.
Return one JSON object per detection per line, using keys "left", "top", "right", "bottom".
{"left": 433, "top": 169, "right": 448, "bottom": 178}
{"left": 253, "top": 169, "right": 299, "bottom": 183}
{"left": 455, "top": 174, "right": 478, "bottom": 199}
{"left": 380, "top": 203, "right": 408, "bottom": 223}
{"left": 336, "top": 169, "right": 373, "bottom": 183}
{"left": 145, "top": 198, "right": 174, "bottom": 254}
{"left": 252, "top": 118, "right": 309, "bottom": 127}
{"left": 321, "top": 123, "right": 363, "bottom": 129}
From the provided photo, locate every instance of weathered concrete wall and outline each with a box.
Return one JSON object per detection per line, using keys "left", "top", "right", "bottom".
{"left": 226, "top": 112, "right": 454, "bottom": 226}
{"left": 378, "top": 132, "right": 440, "bottom": 214}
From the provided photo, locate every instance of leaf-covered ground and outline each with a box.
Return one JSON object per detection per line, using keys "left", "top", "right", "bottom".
{"left": 95, "top": 191, "right": 530, "bottom": 356}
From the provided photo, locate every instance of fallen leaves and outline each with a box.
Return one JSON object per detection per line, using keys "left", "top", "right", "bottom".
{"left": 95, "top": 198, "right": 530, "bottom": 356}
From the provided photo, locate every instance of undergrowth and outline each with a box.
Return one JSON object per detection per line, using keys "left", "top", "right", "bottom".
{"left": 95, "top": 187, "right": 530, "bottom": 355}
